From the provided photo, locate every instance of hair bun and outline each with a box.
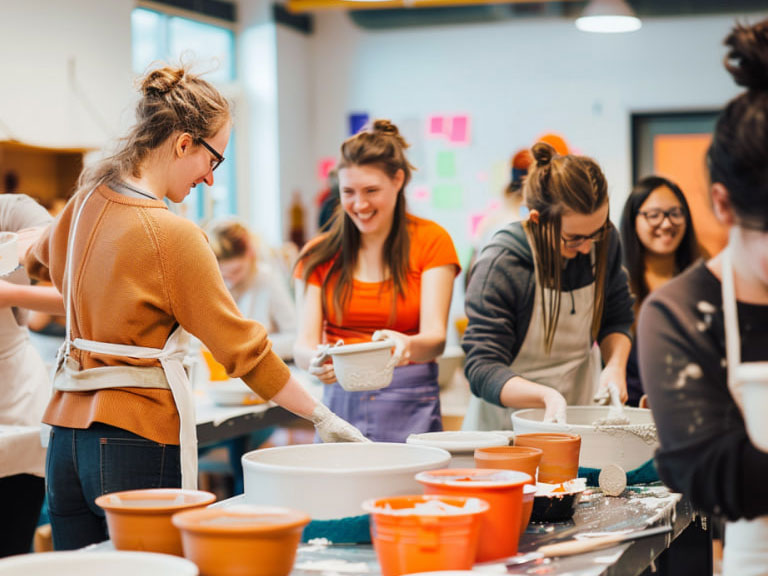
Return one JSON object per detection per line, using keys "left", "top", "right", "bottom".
{"left": 724, "top": 20, "right": 768, "bottom": 91}
{"left": 142, "top": 67, "right": 185, "bottom": 97}
{"left": 532, "top": 141, "right": 556, "bottom": 168}
{"left": 372, "top": 119, "right": 400, "bottom": 137}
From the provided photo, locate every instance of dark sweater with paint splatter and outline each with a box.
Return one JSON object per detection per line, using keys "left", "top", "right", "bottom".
{"left": 639, "top": 260, "right": 768, "bottom": 521}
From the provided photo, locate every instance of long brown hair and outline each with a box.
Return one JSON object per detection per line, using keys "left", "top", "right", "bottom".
{"left": 524, "top": 142, "right": 610, "bottom": 353}
{"left": 76, "top": 66, "right": 230, "bottom": 195}
{"left": 296, "top": 119, "right": 414, "bottom": 324}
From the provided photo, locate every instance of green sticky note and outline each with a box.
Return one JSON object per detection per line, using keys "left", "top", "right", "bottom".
{"left": 436, "top": 151, "right": 456, "bottom": 179}
{"left": 432, "top": 183, "right": 463, "bottom": 210}
{"left": 457, "top": 244, "right": 473, "bottom": 270}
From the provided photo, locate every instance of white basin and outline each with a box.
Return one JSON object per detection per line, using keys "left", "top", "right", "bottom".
{"left": 0, "top": 552, "right": 198, "bottom": 576}
{"left": 406, "top": 431, "right": 510, "bottom": 468}
{"left": 242, "top": 442, "right": 451, "bottom": 520}
{"left": 511, "top": 406, "right": 658, "bottom": 472}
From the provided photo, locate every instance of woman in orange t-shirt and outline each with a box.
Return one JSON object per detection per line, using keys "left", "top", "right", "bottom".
{"left": 294, "top": 120, "right": 460, "bottom": 442}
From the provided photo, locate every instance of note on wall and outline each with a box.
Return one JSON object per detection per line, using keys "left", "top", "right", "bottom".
{"left": 317, "top": 157, "right": 337, "bottom": 181}
{"left": 348, "top": 113, "right": 369, "bottom": 136}
{"left": 436, "top": 151, "right": 457, "bottom": 179}
{"left": 410, "top": 186, "right": 431, "bottom": 202}
{"left": 429, "top": 116, "right": 445, "bottom": 137}
{"left": 469, "top": 212, "right": 486, "bottom": 238}
{"left": 449, "top": 115, "right": 470, "bottom": 145}
{"left": 432, "top": 183, "right": 463, "bottom": 210}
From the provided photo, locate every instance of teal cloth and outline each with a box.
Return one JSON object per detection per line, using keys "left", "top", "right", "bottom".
{"left": 579, "top": 458, "right": 658, "bottom": 487}
{"left": 301, "top": 514, "right": 371, "bottom": 544}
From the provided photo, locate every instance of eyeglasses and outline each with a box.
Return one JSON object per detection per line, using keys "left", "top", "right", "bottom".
{"left": 198, "top": 138, "right": 225, "bottom": 172}
{"left": 638, "top": 207, "right": 685, "bottom": 227}
{"left": 561, "top": 223, "right": 608, "bottom": 249}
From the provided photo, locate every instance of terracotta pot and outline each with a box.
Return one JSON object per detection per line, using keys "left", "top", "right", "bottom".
{"left": 172, "top": 505, "right": 310, "bottom": 576}
{"left": 415, "top": 468, "right": 530, "bottom": 562}
{"left": 94, "top": 488, "right": 217, "bottom": 556}
{"left": 514, "top": 433, "right": 581, "bottom": 484}
{"left": 473, "top": 446, "right": 543, "bottom": 480}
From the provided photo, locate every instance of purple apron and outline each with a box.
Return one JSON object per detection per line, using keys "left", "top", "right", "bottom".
{"left": 321, "top": 362, "right": 442, "bottom": 443}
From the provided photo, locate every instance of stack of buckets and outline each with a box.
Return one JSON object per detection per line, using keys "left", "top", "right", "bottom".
{"left": 362, "top": 468, "right": 531, "bottom": 576}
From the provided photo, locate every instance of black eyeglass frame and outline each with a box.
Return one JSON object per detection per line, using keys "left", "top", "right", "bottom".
{"left": 198, "top": 138, "right": 225, "bottom": 172}
{"left": 561, "top": 222, "right": 609, "bottom": 249}
{"left": 638, "top": 207, "right": 686, "bottom": 227}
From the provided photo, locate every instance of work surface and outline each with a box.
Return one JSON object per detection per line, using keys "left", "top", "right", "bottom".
{"left": 288, "top": 485, "right": 695, "bottom": 576}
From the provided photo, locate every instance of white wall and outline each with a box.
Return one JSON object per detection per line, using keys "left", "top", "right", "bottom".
{"left": 0, "top": 0, "right": 134, "bottom": 149}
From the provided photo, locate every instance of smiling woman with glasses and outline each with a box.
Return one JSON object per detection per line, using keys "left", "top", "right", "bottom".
{"left": 619, "top": 175, "right": 699, "bottom": 407}
{"left": 462, "top": 141, "right": 634, "bottom": 432}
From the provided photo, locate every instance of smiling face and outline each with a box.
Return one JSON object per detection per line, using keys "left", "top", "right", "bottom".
{"left": 559, "top": 203, "right": 610, "bottom": 259}
{"left": 634, "top": 186, "right": 687, "bottom": 258}
{"left": 167, "top": 123, "right": 231, "bottom": 203}
{"left": 218, "top": 255, "right": 252, "bottom": 291}
{"left": 338, "top": 164, "right": 404, "bottom": 240}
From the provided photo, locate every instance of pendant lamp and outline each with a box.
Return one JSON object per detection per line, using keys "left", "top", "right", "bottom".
{"left": 576, "top": 0, "right": 642, "bottom": 33}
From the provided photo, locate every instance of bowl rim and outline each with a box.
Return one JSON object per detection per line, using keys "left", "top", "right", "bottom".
{"left": 415, "top": 468, "right": 532, "bottom": 488}
{"left": 242, "top": 442, "right": 451, "bottom": 475}
{"left": 171, "top": 505, "right": 310, "bottom": 533}
{"left": 512, "top": 406, "right": 655, "bottom": 429}
{"left": 0, "top": 551, "right": 198, "bottom": 572}
{"left": 95, "top": 488, "right": 217, "bottom": 513}
{"left": 406, "top": 431, "right": 509, "bottom": 452}
{"left": 361, "top": 494, "right": 490, "bottom": 516}
{"left": 326, "top": 340, "right": 394, "bottom": 356}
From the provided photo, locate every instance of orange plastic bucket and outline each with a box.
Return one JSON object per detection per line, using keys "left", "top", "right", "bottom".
{"left": 361, "top": 495, "right": 488, "bottom": 576}
{"left": 415, "top": 468, "right": 530, "bottom": 562}
{"left": 201, "top": 347, "right": 228, "bottom": 381}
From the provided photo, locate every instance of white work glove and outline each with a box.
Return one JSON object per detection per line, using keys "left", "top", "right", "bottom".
{"left": 542, "top": 389, "right": 568, "bottom": 425}
{"left": 372, "top": 329, "right": 409, "bottom": 366}
{"left": 308, "top": 345, "right": 336, "bottom": 385}
{"left": 308, "top": 403, "right": 370, "bottom": 443}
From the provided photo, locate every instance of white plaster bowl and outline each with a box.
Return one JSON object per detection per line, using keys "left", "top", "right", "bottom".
{"left": 406, "top": 431, "right": 510, "bottom": 468}
{"left": 242, "top": 442, "right": 451, "bottom": 520}
{"left": 0, "top": 232, "right": 18, "bottom": 277}
{"left": 325, "top": 340, "right": 397, "bottom": 392}
{"left": 736, "top": 364, "right": 768, "bottom": 452}
{"left": 0, "top": 552, "right": 198, "bottom": 576}
{"left": 511, "top": 406, "right": 658, "bottom": 472}
{"left": 436, "top": 345, "right": 465, "bottom": 389}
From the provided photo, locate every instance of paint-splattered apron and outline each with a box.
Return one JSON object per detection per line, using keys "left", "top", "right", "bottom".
{"left": 51, "top": 188, "right": 198, "bottom": 490}
{"left": 721, "top": 242, "right": 768, "bottom": 575}
{"left": 463, "top": 243, "right": 600, "bottom": 431}
{"left": 322, "top": 362, "right": 442, "bottom": 443}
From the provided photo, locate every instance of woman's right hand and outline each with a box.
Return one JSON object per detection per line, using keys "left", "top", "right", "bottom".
{"left": 542, "top": 388, "right": 568, "bottom": 424}
{"left": 308, "top": 348, "right": 336, "bottom": 385}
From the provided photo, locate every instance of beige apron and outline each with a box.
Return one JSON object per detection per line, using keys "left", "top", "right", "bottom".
{"left": 721, "top": 242, "right": 768, "bottom": 575}
{"left": 52, "top": 188, "right": 198, "bottom": 490}
{"left": 463, "top": 243, "right": 600, "bottom": 431}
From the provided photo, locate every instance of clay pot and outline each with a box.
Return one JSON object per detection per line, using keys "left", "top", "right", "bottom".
{"left": 473, "top": 446, "right": 543, "bottom": 480}
{"left": 514, "top": 433, "right": 581, "bottom": 484}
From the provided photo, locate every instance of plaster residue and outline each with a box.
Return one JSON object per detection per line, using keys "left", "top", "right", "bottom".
{"left": 591, "top": 423, "right": 658, "bottom": 445}
{"left": 672, "top": 363, "right": 703, "bottom": 389}
{"left": 294, "top": 560, "right": 370, "bottom": 573}
{"left": 697, "top": 301, "right": 716, "bottom": 315}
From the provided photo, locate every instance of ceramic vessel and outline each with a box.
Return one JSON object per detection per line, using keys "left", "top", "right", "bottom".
{"left": 415, "top": 468, "right": 530, "bottom": 562}
{"left": 94, "top": 488, "right": 217, "bottom": 556}
{"left": 511, "top": 406, "right": 658, "bottom": 471}
{"left": 362, "top": 495, "right": 488, "bottom": 576}
{"left": 406, "top": 431, "right": 509, "bottom": 468}
{"left": 242, "top": 443, "right": 451, "bottom": 520}
{"left": 473, "top": 445, "right": 543, "bottom": 479}
{"left": 514, "top": 433, "right": 581, "bottom": 484}
{"left": 325, "top": 340, "right": 397, "bottom": 391}
{"left": 0, "top": 232, "right": 18, "bottom": 277}
{"left": 172, "top": 505, "right": 309, "bottom": 576}
{"left": 0, "top": 552, "right": 198, "bottom": 576}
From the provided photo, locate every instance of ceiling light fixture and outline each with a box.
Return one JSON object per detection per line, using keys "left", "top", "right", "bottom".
{"left": 576, "top": 0, "right": 642, "bottom": 34}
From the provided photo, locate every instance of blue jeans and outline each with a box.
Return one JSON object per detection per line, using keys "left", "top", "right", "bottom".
{"left": 46, "top": 423, "right": 181, "bottom": 550}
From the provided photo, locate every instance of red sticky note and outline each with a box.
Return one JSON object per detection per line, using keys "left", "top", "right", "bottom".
{"left": 317, "top": 157, "right": 336, "bottom": 181}
{"left": 450, "top": 115, "right": 469, "bottom": 144}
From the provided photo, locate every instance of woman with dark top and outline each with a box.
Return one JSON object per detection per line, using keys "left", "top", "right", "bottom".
{"left": 638, "top": 18, "right": 768, "bottom": 574}
{"left": 619, "top": 176, "right": 698, "bottom": 406}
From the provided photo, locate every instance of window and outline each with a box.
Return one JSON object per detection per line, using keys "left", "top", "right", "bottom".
{"left": 131, "top": 7, "right": 237, "bottom": 221}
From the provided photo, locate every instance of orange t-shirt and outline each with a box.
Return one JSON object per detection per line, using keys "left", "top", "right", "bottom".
{"left": 296, "top": 215, "right": 460, "bottom": 345}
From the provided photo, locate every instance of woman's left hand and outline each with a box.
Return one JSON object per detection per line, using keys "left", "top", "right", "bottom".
{"left": 372, "top": 329, "right": 411, "bottom": 367}
{"left": 598, "top": 365, "right": 628, "bottom": 404}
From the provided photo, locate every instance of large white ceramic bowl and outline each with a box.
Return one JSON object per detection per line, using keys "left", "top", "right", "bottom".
{"left": 511, "top": 406, "right": 658, "bottom": 472}
{"left": 0, "top": 232, "right": 18, "bottom": 277}
{"left": 326, "top": 340, "right": 396, "bottom": 392}
{"left": 242, "top": 442, "right": 451, "bottom": 520}
{"left": 0, "top": 551, "right": 198, "bottom": 576}
{"left": 406, "top": 431, "right": 510, "bottom": 468}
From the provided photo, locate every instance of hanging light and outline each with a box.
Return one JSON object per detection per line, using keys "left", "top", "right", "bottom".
{"left": 576, "top": 0, "right": 642, "bottom": 33}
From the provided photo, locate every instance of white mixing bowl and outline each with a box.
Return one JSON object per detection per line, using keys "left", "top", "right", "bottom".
{"left": 0, "top": 552, "right": 198, "bottom": 576}
{"left": 406, "top": 431, "right": 510, "bottom": 468}
{"left": 511, "top": 406, "right": 658, "bottom": 471}
{"left": 242, "top": 442, "right": 451, "bottom": 520}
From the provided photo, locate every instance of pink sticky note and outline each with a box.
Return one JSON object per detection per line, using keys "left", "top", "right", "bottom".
{"left": 487, "top": 200, "right": 501, "bottom": 211}
{"left": 411, "top": 186, "right": 430, "bottom": 201}
{"left": 429, "top": 116, "right": 445, "bottom": 136}
{"left": 317, "top": 157, "right": 336, "bottom": 181}
{"left": 450, "top": 115, "right": 470, "bottom": 144}
{"left": 470, "top": 213, "right": 486, "bottom": 237}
